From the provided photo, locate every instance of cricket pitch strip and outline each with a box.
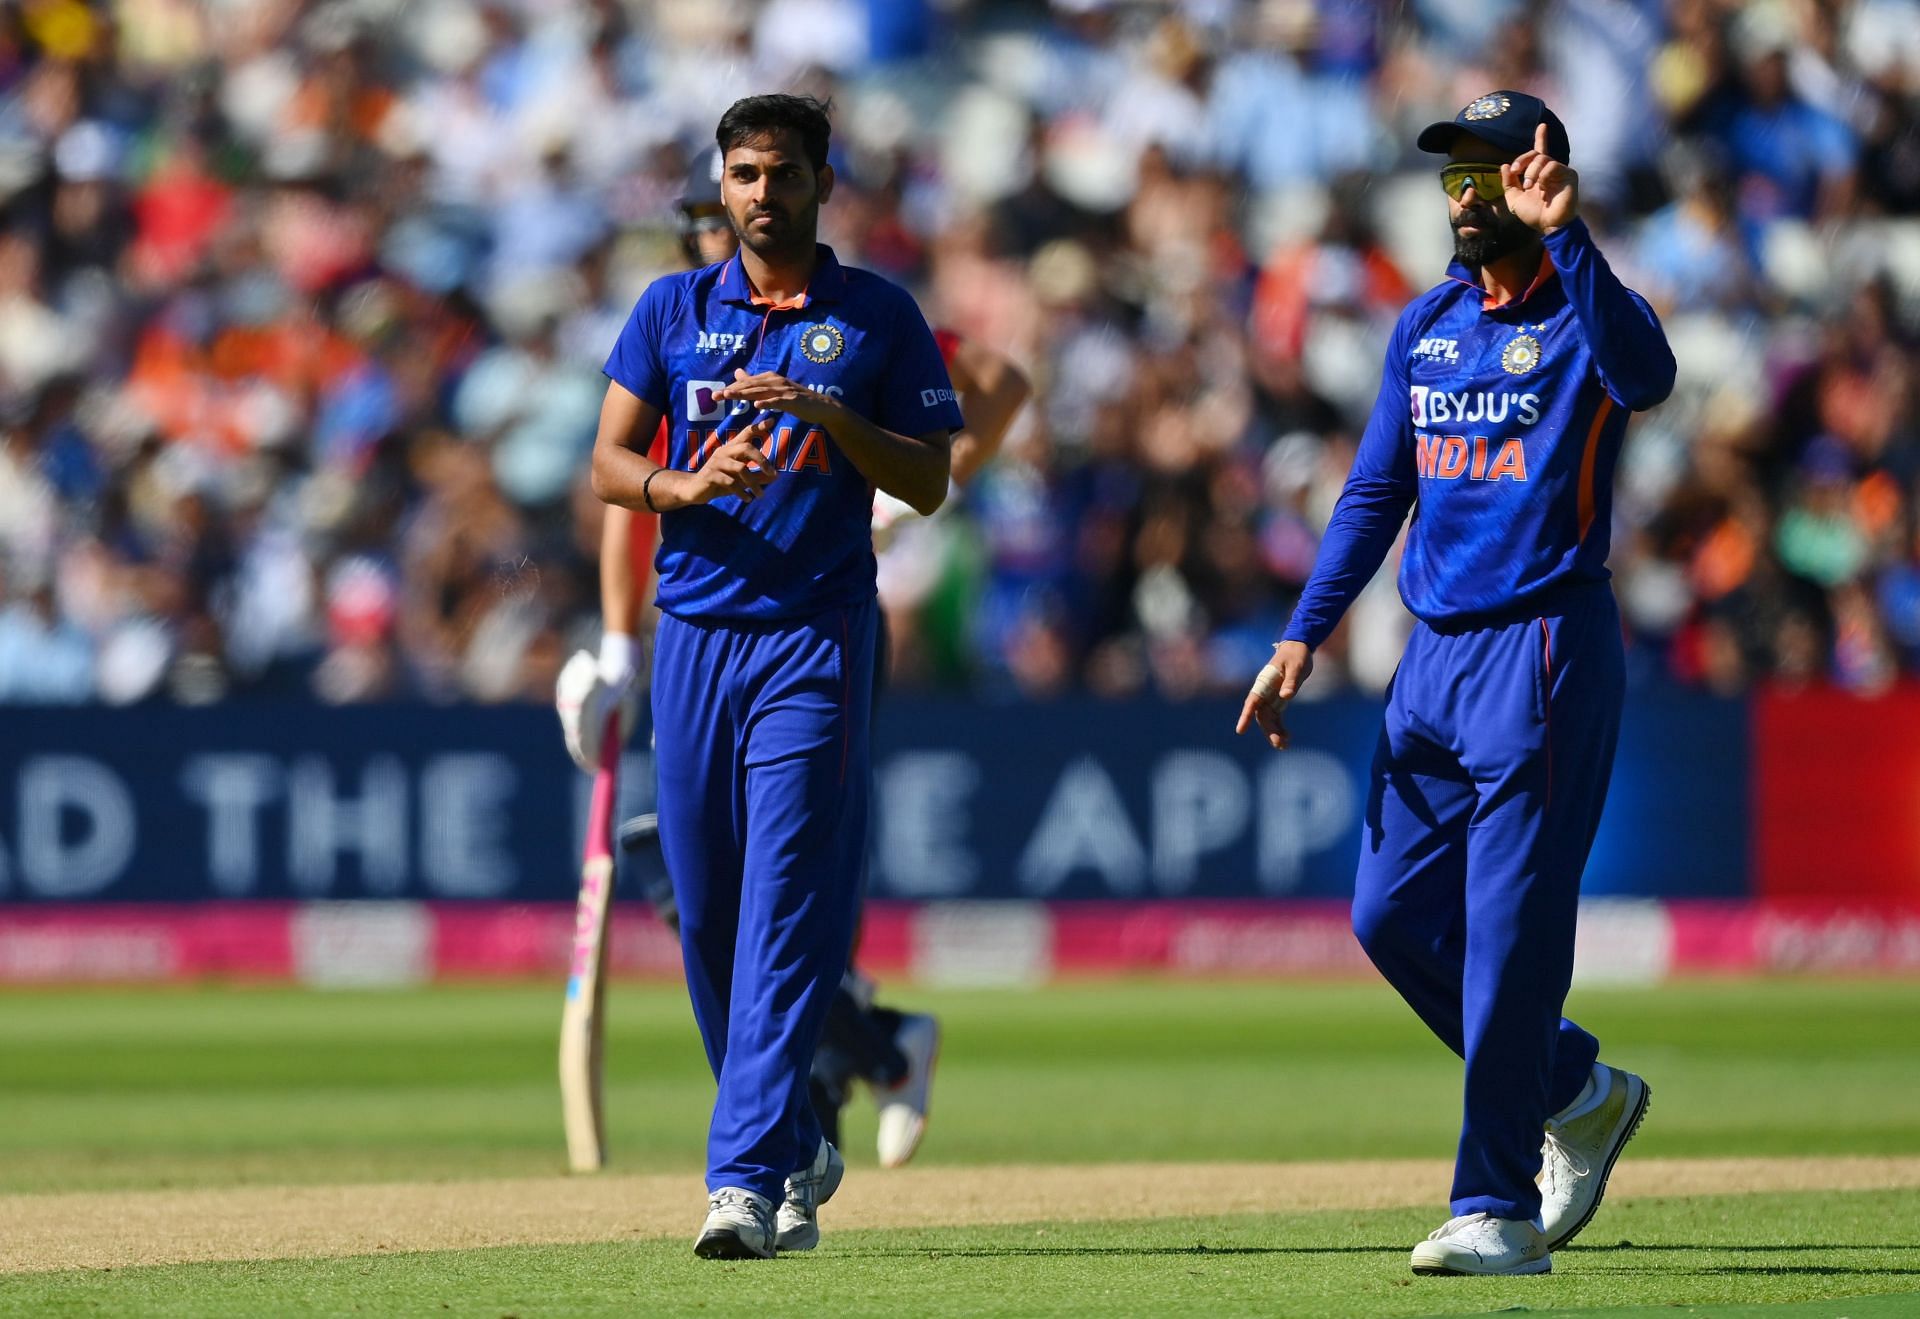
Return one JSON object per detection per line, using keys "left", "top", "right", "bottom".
{"left": 7, "top": 1157, "right": 1920, "bottom": 1275}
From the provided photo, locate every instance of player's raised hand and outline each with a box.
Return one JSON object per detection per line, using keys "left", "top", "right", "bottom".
{"left": 1501, "top": 122, "right": 1578, "bottom": 234}
{"left": 715, "top": 368, "right": 842, "bottom": 424}
{"left": 694, "top": 418, "right": 779, "bottom": 504}
{"left": 1236, "top": 640, "right": 1313, "bottom": 751}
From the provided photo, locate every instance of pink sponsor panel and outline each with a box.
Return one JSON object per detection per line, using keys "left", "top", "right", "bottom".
{"left": 1042, "top": 901, "right": 1370, "bottom": 977}
{"left": 853, "top": 901, "right": 915, "bottom": 976}
{"left": 3, "top": 900, "right": 1919, "bottom": 984}
{"left": 1578, "top": 901, "right": 1920, "bottom": 976}
{"left": 1663, "top": 902, "right": 1760, "bottom": 974}
{"left": 0, "top": 900, "right": 1392, "bottom": 983}
{"left": 1749, "top": 901, "right": 1920, "bottom": 974}
{"left": 0, "top": 904, "right": 293, "bottom": 982}
{"left": 432, "top": 904, "right": 683, "bottom": 979}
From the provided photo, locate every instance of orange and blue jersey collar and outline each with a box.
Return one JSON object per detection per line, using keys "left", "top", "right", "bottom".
{"left": 715, "top": 243, "right": 848, "bottom": 309}
{"left": 1445, "top": 247, "right": 1557, "bottom": 312}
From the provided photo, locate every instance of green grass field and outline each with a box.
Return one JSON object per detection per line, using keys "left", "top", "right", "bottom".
{"left": 8, "top": 1194, "right": 1920, "bottom": 1319}
{"left": 3, "top": 979, "right": 1918, "bottom": 1316}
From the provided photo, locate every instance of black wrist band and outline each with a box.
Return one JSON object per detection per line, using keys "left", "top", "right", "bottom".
{"left": 642, "top": 468, "right": 662, "bottom": 514}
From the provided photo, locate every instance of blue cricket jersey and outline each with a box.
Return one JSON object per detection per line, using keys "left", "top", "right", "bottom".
{"left": 1282, "top": 219, "right": 1676, "bottom": 647}
{"left": 604, "top": 245, "right": 964, "bottom": 622}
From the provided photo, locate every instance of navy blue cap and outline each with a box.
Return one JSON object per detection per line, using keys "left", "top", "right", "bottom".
{"left": 1417, "top": 90, "right": 1571, "bottom": 163}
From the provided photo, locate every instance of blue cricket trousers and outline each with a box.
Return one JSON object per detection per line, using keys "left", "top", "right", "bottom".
{"left": 1351, "top": 581, "right": 1622, "bottom": 1222}
{"left": 651, "top": 599, "right": 876, "bottom": 1202}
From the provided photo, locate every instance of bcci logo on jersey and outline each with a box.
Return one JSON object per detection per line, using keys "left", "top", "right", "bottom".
{"left": 1501, "top": 333, "right": 1542, "bottom": 375}
{"left": 800, "top": 323, "right": 845, "bottom": 363}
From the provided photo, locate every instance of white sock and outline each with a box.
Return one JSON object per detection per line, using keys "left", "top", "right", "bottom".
{"left": 1552, "top": 1064, "right": 1608, "bottom": 1124}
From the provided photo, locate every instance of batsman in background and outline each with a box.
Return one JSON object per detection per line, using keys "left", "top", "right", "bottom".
{"left": 589, "top": 94, "right": 962, "bottom": 1260}
{"left": 1237, "top": 93, "right": 1675, "bottom": 1277}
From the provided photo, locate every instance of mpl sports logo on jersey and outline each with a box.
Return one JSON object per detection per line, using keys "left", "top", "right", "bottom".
{"left": 696, "top": 330, "right": 746, "bottom": 353}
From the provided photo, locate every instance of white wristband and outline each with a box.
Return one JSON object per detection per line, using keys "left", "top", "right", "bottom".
{"left": 598, "top": 631, "right": 639, "bottom": 687}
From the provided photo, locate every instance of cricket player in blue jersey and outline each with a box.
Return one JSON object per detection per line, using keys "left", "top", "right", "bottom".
{"left": 591, "top": 94, "right": 964, "bottom": 1260}
{"left": 1236, "top": 92, "right": 1675, "bottom": 1276}
{"left": 560, "top": 151, "right": 953, "bottom": 1175}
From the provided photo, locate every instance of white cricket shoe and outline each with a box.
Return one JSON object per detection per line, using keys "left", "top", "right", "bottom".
{"left": 874, "top": 1013, "right": 940, "bottom": 1168}
{"left": 1410, "top": 1213, "right": 1552, "bottom": 1275}
{"left": 775, "top": 1138, "right": 845, "bottom": 1252}
{"left": 694, "top": 1187, "right": 775, "bottom": 1260}
{"left": 1539, "top": 1063, "right": 1652, "bottom": 1250}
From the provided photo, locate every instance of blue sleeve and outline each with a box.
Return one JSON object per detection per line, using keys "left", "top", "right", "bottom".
{"left": 1280, "top": 313, "right": 1419, "bottom": 650}
{"left": 603, "top": 277, "right": 678, "bottom": 412}
{"left": 1542, "top": 219, "right": 1677, "bottom": 412}
{"left": 874, "top": 288, "right": 965, "bottom": 436}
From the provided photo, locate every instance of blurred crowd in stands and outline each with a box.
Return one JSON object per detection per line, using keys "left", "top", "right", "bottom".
{"left": 1, "top": 0, "right": 1917, "bottom": 706}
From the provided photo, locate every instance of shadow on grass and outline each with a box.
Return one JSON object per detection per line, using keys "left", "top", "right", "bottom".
{"left": 1571, "top": 1243, "right": 1918, "bottom": 1254}
{"left": 1665, "top": 1266, "right": 1920, "bottom": 1278}
{"left": 848, "top": 1243, "right": 1920, "bottom": 1265}
{"left": 849, "top": 1246, "right": 1406, "bottom": 1259}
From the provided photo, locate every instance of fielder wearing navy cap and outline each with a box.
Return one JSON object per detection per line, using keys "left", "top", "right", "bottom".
{"left": 1418, "top": 89, "right": 1571, "bottom": 163}
{"left": 1243, "top": 78, "right": 1676, "bottom": 1279}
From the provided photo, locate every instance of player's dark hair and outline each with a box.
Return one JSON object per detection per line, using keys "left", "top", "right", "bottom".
{"left": 716, "top": 94, "right": 832, "bottom": 174}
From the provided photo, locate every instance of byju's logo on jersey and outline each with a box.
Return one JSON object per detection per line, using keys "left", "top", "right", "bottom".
{"left": 696, "top": 330, "right": 747, "bottom": 353}
{"left": 1410, "top": 386, "right": 1541, "bottom": 428}
{"left": 687, "top": 379, "right": 749, "bottom": 421}
{"left": 920, "top": 387, "right": 956, "bottom": 407}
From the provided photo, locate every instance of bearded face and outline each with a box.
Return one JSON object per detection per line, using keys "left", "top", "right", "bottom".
{"left": 1451, "top": 205, "right": 1536, "bottom": 266}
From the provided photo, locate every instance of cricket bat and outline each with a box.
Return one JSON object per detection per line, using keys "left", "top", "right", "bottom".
{"left": 559, "top": 713, "right": 622, "bottom": 1172}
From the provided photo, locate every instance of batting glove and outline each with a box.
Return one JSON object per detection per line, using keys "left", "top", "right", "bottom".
{"left": 556, "top": 634, "right": 642, "bottom": 773}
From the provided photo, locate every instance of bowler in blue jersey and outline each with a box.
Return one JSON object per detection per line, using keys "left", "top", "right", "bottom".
{"left": 1236, "top": 92, "right": 1675, "bottom": 1277}
{"left": 591, "top": 94, "right": 963, "bottom": 1260}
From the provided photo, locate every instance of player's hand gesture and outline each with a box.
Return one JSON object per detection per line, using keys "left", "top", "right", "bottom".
{"left": 694, "top": 417, "right": 779, "bottom": 504}
{"left": 1235, "top": 641, "right": 1313, "bottom": 751}
{"left": 1501, "top": 123, "right": 1578, "bottom": 235}
{"left": 714, "top": 368, "right": 842, "bottom": 425}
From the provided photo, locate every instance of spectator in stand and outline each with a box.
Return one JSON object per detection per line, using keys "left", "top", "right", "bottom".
{"left": 0, "top": 0, "right": 1916, "bottom": 707}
